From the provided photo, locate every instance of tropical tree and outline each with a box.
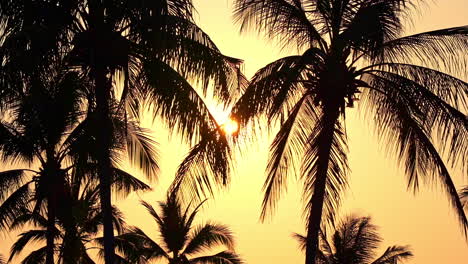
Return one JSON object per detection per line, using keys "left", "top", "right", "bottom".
{"left": 114, "top": 193, "right": 244, "bottom": 264}
{"left": 7, "top": 165, "right": 150, "bottom": 264}
{"left": 0, "top": 61, "right": 158, "bottom": 264}
{"left": 0, "top": 63, "right": 90, "bottom": 264}
{"left": 294, "top": 215, "right": 413, "bottom": 264}
{"left": 228, "top": 1, "right": 468, "bottom": 263}
{"left": 0, "top": 1, "right": 242, "bottom": 262}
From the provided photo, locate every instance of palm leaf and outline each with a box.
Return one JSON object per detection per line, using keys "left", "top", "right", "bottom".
{"left": 371, "top": 245, "right": 413, "bottom": 264}
{"left": 189, "top": 251, "right": 244, "bottom": 264}
{"left": 233, "top": 0, "right": 326, "bottom": 50}
{"left": 374, "top": 26, "right": 468, "bottom": 74}
{"left": 184, "top": 223, "right": 235, "bottom": 255}
{"left": 361, "top": 73, "right": 468, "bottom": 235}
{"left": 9, "top": 230, "right": 48, "bottom": 262}
{"left": 301, "top": 111, "right": 349, "bottom": 226}
{"left": 0, "top": 169, "right": 29, "bottom": 201}
{"left": 124, "top": 121, "right": 160, "bottom": 180}
{"left": 261, "top": 94, "right": 318, "bottom": 220}
{"left": 111, "top": 168, "right": 152, "bottom": 198}
{"left": 19, "top": 246, "right": 47, "bottom": 264}
{"left": 0, "top": 182, "right": 32, "bottom": 230}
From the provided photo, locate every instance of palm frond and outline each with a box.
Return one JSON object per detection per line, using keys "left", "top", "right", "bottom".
{"left": 361, "top": 74, "right": 468, "bottom": 235}
{"left": 140, "top": 200, "right": 164, "bottom": 228}
{"left": 19, "top": 246, "right": 47, "bottom": 264}
{"left": 124, "top": 121, "right": 160, "bottom": 180}
{"left": 9, "top": 229, "right": 48, "bottom": 262}
{"left": 138, "top": 58, "right": 221, "bottom": 141}
{"left": 0, "top": 169, "right": 28, "bottom": 201}
{"left": 111, "top": 168, "right": 152, "bottom": 198}
{"left": 189, "top": 251, "right": 244, "bottom": 264}
{"left": 341, "top": 0, "right": 409, "bottom": 54}
{"left": 115, "top": 226, "right": 169, "bottom": 261}
{"left": 371, "top": 245, "right": 413, "bottom": 264}
{"left": 109, "top": 232, "right": 153, "bottom": 263}
{"left": 231, "top": 55, "right": 308, "bottom": 128}
{"left": 292, "top": 232, "right": 308, "bottom": 251}
{"left": 261, "top": 94, "right": 318, "bottom": 220}
{"left": 10, "top": 210, "right": 49, "bottom": 230}
{"left": 171, "top": 130, "right": 231, "bottom": 202}
{"left": 374, "top": 26, "right": 468, "bottom": 74}
{"left": 137, "top": 15, "right": 244, "bottom": 103}
{"left": 0, "top": 120, "right": 36, "bottom": 163}
{"left": 0, "top": 182, "right": 32, "bottom": 230}
{"left": 233, "top": 0, "right": 326, "bottom": 50}
{"left": 333, "top": 216, "right": 381, "bottom": 264}
{"left": 184, "top": 223, "right": 235, "bottom": 255}
{"left": 362, "top": 64, "right": 468, "bottom": 168}
{"left": 301, "top": 111, "right": 349, "bottom": 226}
{"left": 292, "top": 231, "right": 330, "bottom": 263}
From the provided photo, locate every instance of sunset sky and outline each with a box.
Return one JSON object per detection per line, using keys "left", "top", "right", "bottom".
{"left": 1, "top": 1, "right": 467, "bottom": 263}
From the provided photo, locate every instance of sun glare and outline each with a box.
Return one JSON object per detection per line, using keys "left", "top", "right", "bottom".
{"left": 221, "top": 118, "right": 239, "bottom": 136}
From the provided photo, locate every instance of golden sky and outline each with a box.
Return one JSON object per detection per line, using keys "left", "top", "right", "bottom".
{"left": 1, "top": 1, "right": 467, "bottom": 263}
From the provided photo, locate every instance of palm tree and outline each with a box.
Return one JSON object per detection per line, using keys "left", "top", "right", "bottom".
{"left": 115, "top": 193, "right": 244, "bottom": 264}
{"left": 0, "top": 62, "right": 158, "bottom": 264}
{"left": 0, "top": 63, "right": 90, "bottom": 264}
{"left": 7, "top": 165, "right": 150, "bottom": 264}
{"left": 229, "top": 1, "right": 467, "bottom": 263}
{"left": 294, "top": 215, "right": 413, "bottom": 264}
{"left": 0, "top": 1, "right": 242, "bottom": 261}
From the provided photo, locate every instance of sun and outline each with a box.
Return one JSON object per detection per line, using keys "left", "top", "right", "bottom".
{"left": 220, "top": 118, "right": 239, "bottom": 136}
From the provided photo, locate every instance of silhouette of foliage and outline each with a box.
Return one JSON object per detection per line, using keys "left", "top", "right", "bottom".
{"left": 111, "top": 193, "right": 244, "bottom": 264}
{"left": 0, "top": 1, "right": 243, "bottom": 262}
{"left": 294, "top": 215, "right": 413, "bottom": 264}
{"left": 0, "top": 61, "right": 156, "bottom": 263}
{"left": 7, "top": 168, "right": 149, "bottom": 264}
{"left": 231, "top": 1, "right": 467, "bottom": 263}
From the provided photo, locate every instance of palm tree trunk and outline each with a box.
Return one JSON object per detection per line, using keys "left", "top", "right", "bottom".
{"left": 89, "top": 2, "right": 116, "bottom": 263}
{"left": 305, "top": 107, "right": 340, "bottom": 264}
{"left": 46, "top": 191, "right": 56, "bottom": 264}
{"left": 94, "top": 66, "right": 116, "bottom": 264}
{"left": 45, "top": 157, "right": 59, "bottom": 264}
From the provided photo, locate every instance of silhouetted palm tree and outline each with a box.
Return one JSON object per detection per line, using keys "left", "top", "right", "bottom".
{"left": 230, "top": 1, "right": 467, "bottom": 263}
{"left": 0, "top": 62, "right": 158, "bottom": 264}
{"left": 0, "top": 64, "right": 90, "bottom": 264}
{"left": 7, "top": 166, "right": 149, "bottom": 264}
{"left": 0, "top": 1, "right": 242, "bottom": 261}
{"left": 294, "top": 215, "right": 413, "bottom": 264}
{"left": 115, "top": 194, "right": 244, "bottom": 264}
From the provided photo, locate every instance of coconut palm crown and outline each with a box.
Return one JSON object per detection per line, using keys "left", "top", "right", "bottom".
{"left": 0, "top": 60, "right": 158, "bottom": 264}
{"left": 7, "top": 166, "right": 150, "bottom": 264}
{"left": 228, "top": 1, "right": 467, "bottom": 263}
{"left": 294, "top": 215, "right": 413, "bottom": 264}
{"left": 115, "top": 193, "right": 244, "bottom": 264}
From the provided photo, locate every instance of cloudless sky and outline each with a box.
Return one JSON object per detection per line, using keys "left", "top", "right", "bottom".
{"left": 1, "top": 1, "right": 467, "bottom": 263}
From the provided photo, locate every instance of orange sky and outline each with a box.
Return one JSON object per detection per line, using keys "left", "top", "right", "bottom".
{"left": 1, "top": 1, "right": 467, "bottom": 263}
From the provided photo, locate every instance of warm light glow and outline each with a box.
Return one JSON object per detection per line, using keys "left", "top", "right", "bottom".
{"left": 221, "top": 118, "right": 239, "bottom": 135}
